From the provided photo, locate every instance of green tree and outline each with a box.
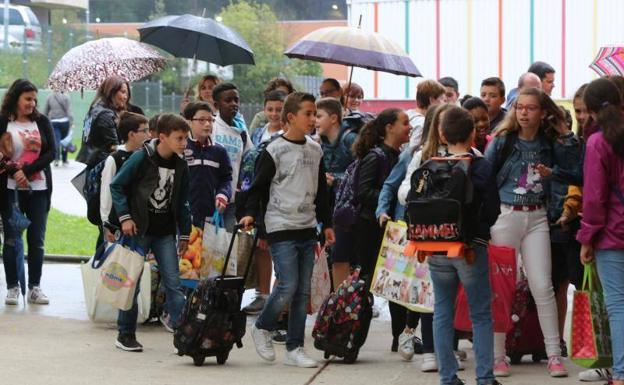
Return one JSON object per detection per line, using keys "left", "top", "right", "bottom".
{"left": 219, "top": 1, "right": 321, "bottom": 103}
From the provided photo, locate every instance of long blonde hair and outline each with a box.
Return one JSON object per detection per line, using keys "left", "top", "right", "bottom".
{"left": 421, "top": 103, "right": 454, "bottom": 161}
{"left": 494, "top": 87, "right": 564, "bottom": 140}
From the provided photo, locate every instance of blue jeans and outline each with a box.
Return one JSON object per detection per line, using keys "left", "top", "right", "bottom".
{"left": 51, "top": 120, "right": 69, "bottom": 162}
{"left": 256, "top": 238, "right": 316, "bottom": 351}
{"left": 118, "top": 235, "right": 185, "bottom": 334}
{"left": 428, "top": 245, "right": 494, "bottom": 385}
{"left": 2, "top": 189, "right": 48, "bottom": 289}
{"left": 595, "top": 249, "right": 624, "bottom": 381}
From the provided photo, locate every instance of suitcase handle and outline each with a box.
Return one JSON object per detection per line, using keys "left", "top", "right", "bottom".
{"left": 219, "top": 223, "right": 259, "bottom": 286}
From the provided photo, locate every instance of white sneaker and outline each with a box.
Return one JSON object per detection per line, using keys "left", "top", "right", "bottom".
{"left": 456, "top": 354, "right": 465, "bottom": 371}
{"left": 421, "top": 352, "right": 438, "bottom": 372}
{"left": 284, "top": 347, "right": 318, "bottom": 368}
{"left": 579, "top": 368, "right": 611, "bottom": 382}
{"left": 27, "top": 286, "right": 49, "bottom": 304}
{"left": 251, "top": 324, "right": 275, "bottom": 362}
{"left": 5, "top": 287, "right": 20, "bottom": 305}
{"left": 398, "top": 330, "right": 415, "bottom": 361}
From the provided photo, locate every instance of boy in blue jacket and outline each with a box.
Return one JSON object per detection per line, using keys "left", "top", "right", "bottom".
{"left": 110, "top": 113, "right": 192, "bottom": 352}
{"left": 182, "top": 101, "right": 233, "bottom": 226}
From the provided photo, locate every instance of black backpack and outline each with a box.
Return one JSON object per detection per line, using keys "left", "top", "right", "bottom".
{"left": 405, "top": 156, "right": 474, "bottom": 242}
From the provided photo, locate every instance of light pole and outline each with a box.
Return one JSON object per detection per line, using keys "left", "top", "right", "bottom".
{"left": 3, "top": 0, "right": 9, "bottom": 50}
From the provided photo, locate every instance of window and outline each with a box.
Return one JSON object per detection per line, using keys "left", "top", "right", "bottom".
{"left": 0, "top": 8, "right": 26, "bottom": 26}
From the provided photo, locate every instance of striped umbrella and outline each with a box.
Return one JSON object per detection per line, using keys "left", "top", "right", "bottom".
{"left": 284, "top": 26, "right": 421, "bottom": 77}
{"left": 590, "top": 46, "right": 624, "bottom": 77}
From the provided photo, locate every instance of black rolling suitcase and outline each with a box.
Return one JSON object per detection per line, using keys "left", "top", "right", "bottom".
{"left": 174, "top": 224, "right": 258, "bottom": 366}
{"left": 312, "top": 267, "right": 373, "bottom": 364}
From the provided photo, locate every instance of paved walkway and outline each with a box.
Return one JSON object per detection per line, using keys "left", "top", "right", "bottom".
{"left": 50, "top": 160, "right": 87, "bottom": 217}
{"left": 0, "top": 264, "right": 585, "bottom": 385}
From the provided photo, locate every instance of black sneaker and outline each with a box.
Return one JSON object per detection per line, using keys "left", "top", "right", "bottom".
{"left": 272, "top": 329, "right": 287, "bottom": 345}
{"left": 115, "top": 333, "right": 143, "bottom": 352}
{"left": 413, "top": 336, "right": 424, "bottom": 354}
{"left": 391, "top": 336, "right": 398, "bottom": 352}
{"left": 488, "top": 381, "right": 503, "bottom": 385}
{"left": 450, "top": 377, "right": 465, "bottom": 385}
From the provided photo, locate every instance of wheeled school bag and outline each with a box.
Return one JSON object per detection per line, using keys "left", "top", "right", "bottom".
{"left": 312, "top": 267, "right": 373, "bottom": 364}
{"left": 174, "top": 224, "right": 258, "bottom": 366}
{"left": 505, "top": 278, "right": 547, "bottom": 364}
{"left": 405, "top": 156, "right": 473, "bottom": 242}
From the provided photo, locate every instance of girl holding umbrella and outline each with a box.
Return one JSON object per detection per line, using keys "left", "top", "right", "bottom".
{"left": 0, "top": 79, "right": 55, "bottom": 305}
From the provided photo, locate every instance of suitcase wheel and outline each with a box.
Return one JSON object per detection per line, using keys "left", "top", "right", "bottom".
{"left": 343, "top": 350, "right": 358, "bottom": 364}
{"left": 217, "top": 351, "right": 229, "bottom": 365}
{"left": 193, "top": 355, "right": 206, "bottom": 367}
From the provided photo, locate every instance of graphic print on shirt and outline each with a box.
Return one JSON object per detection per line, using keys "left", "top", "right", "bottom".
{"left": 511, "top": 144, "right": 544, "bottom": 206}
{"left": 214, "top": 133, "right": 242, "bottom": 165}
{"left": 149, "top": 167, "right": 175, "bottom": 213}
{"left": 513, "top": 163, "right": 543, "bottom": 195}
{"left": 17, "top": 127, "right": 43, "bottom": 181}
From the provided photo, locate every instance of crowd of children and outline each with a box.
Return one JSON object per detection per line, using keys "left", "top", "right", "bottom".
{"left": 4, "top": 60, "right": 624, "bottom": 385}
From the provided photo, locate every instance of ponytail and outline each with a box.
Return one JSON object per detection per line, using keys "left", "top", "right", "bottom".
{"left": 353, "top": 108, "right": 401, "bottom": 159}
{"left": 584, "top": 78, "right": 624, "bottom": 157}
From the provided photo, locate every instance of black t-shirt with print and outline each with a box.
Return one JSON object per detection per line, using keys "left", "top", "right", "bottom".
{"left": 146, "top": 152, "right": 176, "bottom": 236}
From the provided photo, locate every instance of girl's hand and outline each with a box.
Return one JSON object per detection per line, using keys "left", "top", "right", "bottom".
{"left": 580, "top": 244, "right": 595, "bottom": 264}
{"left": 378, "top": 213, "right": 391, "bottom": 227}
{"left": 13, "top": 170, "right": 28, "bottom": 188}
{"left": 536, "top": 164, "right": 552, "bottom": 178}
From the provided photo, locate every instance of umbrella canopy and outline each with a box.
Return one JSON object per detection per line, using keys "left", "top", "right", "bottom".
{"left": 46, "top": 37, "right": 167, "bottom": 92}
{"left": 138, "top": 14, "right": 255, "bottom": 66}
{"left": 590, "top": 46, "right": 624, "bottom": 77}
{"left": 284, "top": 26, "right": 420, "bottom": 77}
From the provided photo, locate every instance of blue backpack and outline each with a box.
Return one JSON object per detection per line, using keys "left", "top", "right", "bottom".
{"left": 84, "top": 151, "right": 129, "bottom": 226}
{"left": 333, "top": 147, "right": 388, "bottom": 228}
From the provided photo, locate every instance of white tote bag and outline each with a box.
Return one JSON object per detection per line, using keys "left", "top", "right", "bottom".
{"left": 95, "top": 239, "right": 146, "bottom": 311}
{"left": 200, "top": 212, "right": 237, "bottom": 278}
{"left": 82, "top": 245, "right": 151, "bottom": 323}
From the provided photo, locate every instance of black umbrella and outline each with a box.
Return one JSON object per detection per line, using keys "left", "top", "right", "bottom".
{"left": 138, "top": 14, "right": 255, "bottom": 66}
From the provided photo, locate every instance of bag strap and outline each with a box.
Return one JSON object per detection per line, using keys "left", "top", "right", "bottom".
{"left": 219, "top": 223, "right": 260, "bottom": 284}
{"left": 582, "top": 263, "right": 598, "bottom": 292}
{"left": 211, "top": 210, "right": 225, "bottom": 231}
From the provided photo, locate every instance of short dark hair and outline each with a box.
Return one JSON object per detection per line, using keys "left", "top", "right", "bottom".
{"left": 0, "top": 79, "right": 39, "bottom": 121}
{"left": 264, "top": 77, "right": 294, "bottom": 98}
{"left": 461, "top": 96, "right": 488, "bottom": 112}
{"left": 182, "top": 101, "right": 213, "bottom": 120}
{"left": 212, "top": 82, "right": 238, "bottom": 102}
{"left": 148, "top": 113, "right": 161, "bottom": 133}
{"left": 438, "top": 76, "right": 459, "bottom": 92}
{"left": 528, "top": 61, "right": 555, "bottom": 80}
{"left": 118, "top": 112, "right": 148, "bottom": 142}
{"left": 316, "top": 97, "right": 343, "bottom": 122}
{"left": 480, "top": 77, "right": 506, "bottom": 97}
{"left": 441, "top": 106, "right": 475, "bottom": 145}
{"left": 321, "top": 78, "right": 341, "bottom": 92}
{"left": 264, "top": 90, "right": 286, "bottom": 106}
{"left": 281, "top": 92, "right": 316, "bottom": 124}
{"left": 157, "top": 113, "right": 191, "bottom": 136}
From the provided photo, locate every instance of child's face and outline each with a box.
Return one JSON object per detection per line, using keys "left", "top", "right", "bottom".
{"left": 128, "top": 122, "right": 150, "bottom": 146}
{"left": 388, "top": 111, "right": 411, "bottom": 145}
{"left": 444, "top": 87, "right": 459, "bottom": 104}
{"left": 346, "top": 90, "right": 363, "bottom": 111}
{"left": 214, "top": 89, "right": 240, "bottom": 122}
{"left": 315, "top": 109, "right": 337, "bottom": 136}
{"left": 264, "top": 100, "right": 283, "bottom": 128}
{"left": 515, "top": 94, "right": 544, "bottom": 131}
{"left": 288, "top": 101, "right": 317, "bottom": 135}
{"left": 573, "top": 97, "right": 588, "bottom": 128}
{"left": 480, "top": 85, "right": 505, "bottom": 114}
{"left": 189, "top": 109, "right": 214, "bottom": 142}
{"left": 159, "top": 129, "right": 189, "bottom": 155}
{"left": 469, "top": 107, "right": 490, "bottom": 141}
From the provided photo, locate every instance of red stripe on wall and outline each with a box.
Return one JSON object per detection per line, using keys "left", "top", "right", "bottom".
{"left": 498, "top": 0, "right": 503, "bottom": 78}
{"left": 435, "top": 0, "right": 441, "bottom": 79}
{"left": 561, "top": 0, "right": 566, "bottom": 98}
{"left": 374, "top": 2, "right": 379, "bottom": 98}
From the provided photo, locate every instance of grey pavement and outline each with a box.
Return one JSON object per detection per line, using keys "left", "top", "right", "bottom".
{"left": 0, "top": 263, "right": 585, "bottom": 385}
{"left": 50, "top": 160, "right": 87, "bottom": 217}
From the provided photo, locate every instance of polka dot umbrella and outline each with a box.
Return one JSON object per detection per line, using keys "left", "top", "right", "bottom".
{"left": 46, "top": 37, "right": 167, "bottom": 92}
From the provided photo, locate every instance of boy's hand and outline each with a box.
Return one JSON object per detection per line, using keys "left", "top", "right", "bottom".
{"left": 215, "top": 195, "right": 228, "bottom": 213}
{"left": 239, "top": 216, "right": 254, "bottom": 230}
{"left": 378, "top": 213, "right": 391, "bottom": 227}
{"left": 121, "top": 219, "right": 138, "bottom": 236}
{"left": 257, "top": 238, "right": 268, "bottom": 251}
{"left": 103, "top": 227, "right": 116, "bottom": 242}
{"left": 323, "top": 228, "right": 335, "bottom": 248}
{"left": 325, "top": 173, "right": 335, "bottom": 187}
{"left": 178, "top": 240, "right": 189, "bottom": 257}
{"left": 580, "top": 244, "right": 594, "bottom": 264}
{"left": 536, "top": 164, "right": 552, "bottom": 178}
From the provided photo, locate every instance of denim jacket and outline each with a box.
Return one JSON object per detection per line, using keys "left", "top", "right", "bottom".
{"left": 321, "top": 127, "right": 357, "bottom": 189}
{"left": 376, "top": 149, "right": 412, "bottom": 221}
{"left": 485, "top": 131, "right": 581, "bottom": 222}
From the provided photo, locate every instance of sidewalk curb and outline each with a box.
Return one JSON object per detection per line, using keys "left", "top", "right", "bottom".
{"left": 44, "top": 254, "right": 90, "bottom": 263}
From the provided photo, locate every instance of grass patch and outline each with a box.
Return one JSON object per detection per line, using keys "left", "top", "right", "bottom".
{"left": 43, "top": 208, "right": 98, "bottom": 256}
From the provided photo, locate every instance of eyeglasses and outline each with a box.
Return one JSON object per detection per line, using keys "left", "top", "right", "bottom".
{"left": 515, "top": 104, "right": 540, "bottom": 113}
{"left": 191, "top": 117, "right": 215, "bottom": 123}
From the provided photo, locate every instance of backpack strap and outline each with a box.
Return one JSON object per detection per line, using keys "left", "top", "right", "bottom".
{"left": 240, "top": 130, "right": 248, "bottom": 148}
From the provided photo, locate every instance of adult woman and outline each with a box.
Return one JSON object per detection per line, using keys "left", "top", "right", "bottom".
{"left": 484, "top": 87, "right": 580, "bottom": 378}
{"left": 577, "top": 77, "right": 624, "bottom": 385}
{"left": 43, "top": 91, "right": 73, "bottom": 166}
{"left": 76, "top": 75, "right": 128, "bottom": 168}
{"left": 0, "top": 79, "right": 55, "bottom": 305}
{"left": 180, "top": 74, "right": 220, "bottom": 113}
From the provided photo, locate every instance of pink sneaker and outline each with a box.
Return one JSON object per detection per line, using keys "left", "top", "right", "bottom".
{"left": 548, "top": 356, "right": 568, "bottom": 377}
{"left": 493, "top": 357, "right": 510, "bottom": 377}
